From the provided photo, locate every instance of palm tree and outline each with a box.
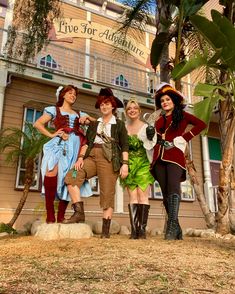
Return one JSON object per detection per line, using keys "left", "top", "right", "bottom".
{"left": 0, "top": 122, "right": 49, "bottom": 227}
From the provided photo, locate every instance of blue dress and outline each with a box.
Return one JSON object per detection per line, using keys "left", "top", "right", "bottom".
{"left": 41, "top": 106, "right": 92, "bottom": 201}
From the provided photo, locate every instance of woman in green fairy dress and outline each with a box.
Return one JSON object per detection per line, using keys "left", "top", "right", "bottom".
{"left": 121, "top": 99, "right": 157, "bottom": 239}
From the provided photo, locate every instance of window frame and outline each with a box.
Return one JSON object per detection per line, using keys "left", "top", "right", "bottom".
{"left": 15, "top": 101, "right": 50, "bottom": 191}
{"left": 38, "top": 54, "right": 58, "bottom": 70}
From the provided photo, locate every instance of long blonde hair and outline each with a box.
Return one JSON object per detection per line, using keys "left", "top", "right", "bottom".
{"left": 125, "top": 98, "right": 141, "bottom": 116}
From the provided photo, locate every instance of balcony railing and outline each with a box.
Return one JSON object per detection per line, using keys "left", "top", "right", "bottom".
{"left": 0, "top": 27, "right": 196, "bottom": 101}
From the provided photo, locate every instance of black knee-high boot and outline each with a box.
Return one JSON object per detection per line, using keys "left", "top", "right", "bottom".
{"left": 128, "top": 204, "right": 139, "bottom": 239}
{"left": 138, "top": 204, "right": 150, "bottom": 239}
{"left": 165, "top": 194, "right": 183, "bottom": 240}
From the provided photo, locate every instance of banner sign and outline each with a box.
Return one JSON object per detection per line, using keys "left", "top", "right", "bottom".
{"left": 53, "top": 19, "right": 150, "bottom": 65}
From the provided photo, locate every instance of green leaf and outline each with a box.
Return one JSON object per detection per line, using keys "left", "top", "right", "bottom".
{"left": 172, "top": 52, "right": 207, "bottom": 80}
{"left": 211, "top": 10, "right": 235, "bottom": 47}
{"left": 194, "top": 83, "right": 227, "bottom": 98}
{"left": 190, "top": 14, "right": 228, "bottom": 50}
{"left": 183, "top": 0, "right": 209, "bottom": 17}
{"left": 190, "top": 13, "right": 235, "bottom": 69}
{"left": 193, "top": 98, "right": 212, "bottom": 127}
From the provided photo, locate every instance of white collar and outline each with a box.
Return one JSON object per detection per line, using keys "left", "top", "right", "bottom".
{"left": 97, "top": 115, "right": 116, "bottom": 124}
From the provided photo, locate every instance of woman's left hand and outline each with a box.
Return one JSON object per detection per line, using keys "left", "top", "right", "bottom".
{"left": 120, "top": 164, "right": 128, "bottom": 179}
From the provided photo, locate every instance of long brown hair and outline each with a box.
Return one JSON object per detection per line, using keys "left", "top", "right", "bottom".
{"left": 56, "top": 85, "right": 79, "bottom": 107}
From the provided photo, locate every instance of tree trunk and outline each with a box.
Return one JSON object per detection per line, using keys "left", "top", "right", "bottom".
{"left": 7, "top": 182, "right": 32, "bottom": 227}
{"left": 185, "top": 148, "right": 215, "bottom": 228}
{"left": 229, "top": 167, "right": 235, "bottom": 233}
{"left": 216, "top": 115, "right": 235, "bottom": 234}
{"left": 7, "top": 158, "right": 34, "bottom": 227}
{"left": 160, "top": 44, "right": 170, "bottom": 83}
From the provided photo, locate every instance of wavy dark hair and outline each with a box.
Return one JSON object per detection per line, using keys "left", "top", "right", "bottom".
{"left": 161, "top": 93, "right": 184, "bottom": 130}
{"left": 56, "top": 85, "right": 79, "bottom": 107}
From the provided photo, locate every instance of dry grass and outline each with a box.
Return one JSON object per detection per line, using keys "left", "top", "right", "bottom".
{"left": 0, "top": 234, "right": 234, "bottom": 294}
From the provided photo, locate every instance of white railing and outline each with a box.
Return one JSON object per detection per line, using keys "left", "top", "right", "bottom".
{"left": 0, "top": 28, "right": 161, "bottom": 95}
{"left": 0, "top": 27, "right": 197, "bottom": 102}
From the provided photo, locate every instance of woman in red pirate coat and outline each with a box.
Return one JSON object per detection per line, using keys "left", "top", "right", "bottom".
{"left": 146, "top": 83, "right": 206, "bottom": 240}
{"left": 34, "top": 85, "right": 94, "bottom": 224}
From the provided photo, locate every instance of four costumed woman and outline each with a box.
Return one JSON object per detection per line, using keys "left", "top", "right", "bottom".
{"left": 35, "top": 83, "right": 206, "bottom": 240}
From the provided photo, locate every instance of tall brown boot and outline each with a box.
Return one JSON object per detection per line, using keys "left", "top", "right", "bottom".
{"left": 62, "top": 202, "right": 85, "bottom": 224}
{"left": 138, "top": 204, "right": 150, "bottom": 239}
{"left": 44, "top": 176, "right": 57, "bottom": 223}
{"left": 101, "top": 218, "right": 111, "bottom": 239}
{"left": 57, "top": 200, "right": 69, "bottom": 223}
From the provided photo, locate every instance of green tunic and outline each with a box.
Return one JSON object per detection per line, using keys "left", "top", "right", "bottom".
{"left": 121, "top": 135, "right": 154, "bottom": 191}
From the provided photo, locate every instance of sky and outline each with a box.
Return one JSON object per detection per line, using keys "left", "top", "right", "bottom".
{"left": 116, "top": 0, "right": 156, "bottom": 14}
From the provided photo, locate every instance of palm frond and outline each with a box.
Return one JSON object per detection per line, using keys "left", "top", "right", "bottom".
{"left": 0, "top": 121, "right": 49, "bottom": 165}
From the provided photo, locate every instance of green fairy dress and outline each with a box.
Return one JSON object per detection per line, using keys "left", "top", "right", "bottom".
{"left": 121, "top": 135, "right": 154, "bottom": 191}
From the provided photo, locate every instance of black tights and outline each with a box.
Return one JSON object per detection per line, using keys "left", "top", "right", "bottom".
{"left": 152, "top": 161, "right": 184, "bottom": 211}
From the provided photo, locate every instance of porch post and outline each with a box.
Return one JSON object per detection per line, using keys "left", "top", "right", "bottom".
{"left": 0, "top": 64, "right": 8, "bottom": 129}
{"left": 201, "top": 135, "right": 215, "bottom": 212}
{"left": 115, "top": 179, "right": 124, "bottom": 213}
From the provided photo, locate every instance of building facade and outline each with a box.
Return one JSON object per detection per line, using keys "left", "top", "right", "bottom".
{"left": 0, "top": 0, "right": 222, "bottom": 230}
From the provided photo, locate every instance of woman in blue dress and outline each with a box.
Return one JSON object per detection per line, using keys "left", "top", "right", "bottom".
{"left": 34, "top": 85, "right": 93, "bottom": 223}
{"left": 121, "top": 99, "right": 156, "bottom": 239}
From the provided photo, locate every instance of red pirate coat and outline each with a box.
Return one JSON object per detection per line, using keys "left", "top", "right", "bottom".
{"left": 151, "top": 111, "right": 206, "bottom": 172}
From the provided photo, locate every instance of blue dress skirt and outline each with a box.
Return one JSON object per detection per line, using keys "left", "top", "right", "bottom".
{"left": 40, "top": 106, "right": 92, "bottom": 201}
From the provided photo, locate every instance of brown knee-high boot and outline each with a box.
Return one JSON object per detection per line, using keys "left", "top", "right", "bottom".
{"left": 57, "top": 200, "right": 69, "bottom": 223}
{"left": 101, "top": 218, "right": 111, "bottom": 239}
{"left": 44, "top": 176, "right": 57, "bottom": 223}
{"left": 62, "top": 202, "right": 85, "bottom": 224}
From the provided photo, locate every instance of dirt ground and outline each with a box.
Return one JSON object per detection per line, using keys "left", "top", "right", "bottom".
{"left": 0, "top": 234, "right": 234, "bottom": 294}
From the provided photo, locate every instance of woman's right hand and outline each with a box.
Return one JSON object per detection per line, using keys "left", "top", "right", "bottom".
{"left": 52, "top": 128, "right": 66, "bottom": 139}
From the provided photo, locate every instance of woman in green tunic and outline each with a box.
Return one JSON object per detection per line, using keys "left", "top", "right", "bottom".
{"left": 121, "top": 99, "right": 156, "bottom": 239}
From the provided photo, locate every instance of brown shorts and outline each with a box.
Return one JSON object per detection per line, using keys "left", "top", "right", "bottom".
{"left": 65, "top": 147, "right": 119, "bottom": 209}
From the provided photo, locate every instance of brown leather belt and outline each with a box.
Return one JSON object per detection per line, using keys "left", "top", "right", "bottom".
{"left": 93, "top": 143, "right": 103, "bottom": 148}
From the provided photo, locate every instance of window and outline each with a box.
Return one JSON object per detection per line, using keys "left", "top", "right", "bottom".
{"left": 113, "top": 74, "right": 129, "bottom": 88}
{"left": 16, "top": 107, "right": 43, "bottom": 190}
{"left": 39, "top": 54, "right": 58, "bottom": 69}
{"left": 208, "top": 137, "right": 222, "bottom": 186}
{"left": 150, "top": 176, "right": 194, "bottom": 201}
